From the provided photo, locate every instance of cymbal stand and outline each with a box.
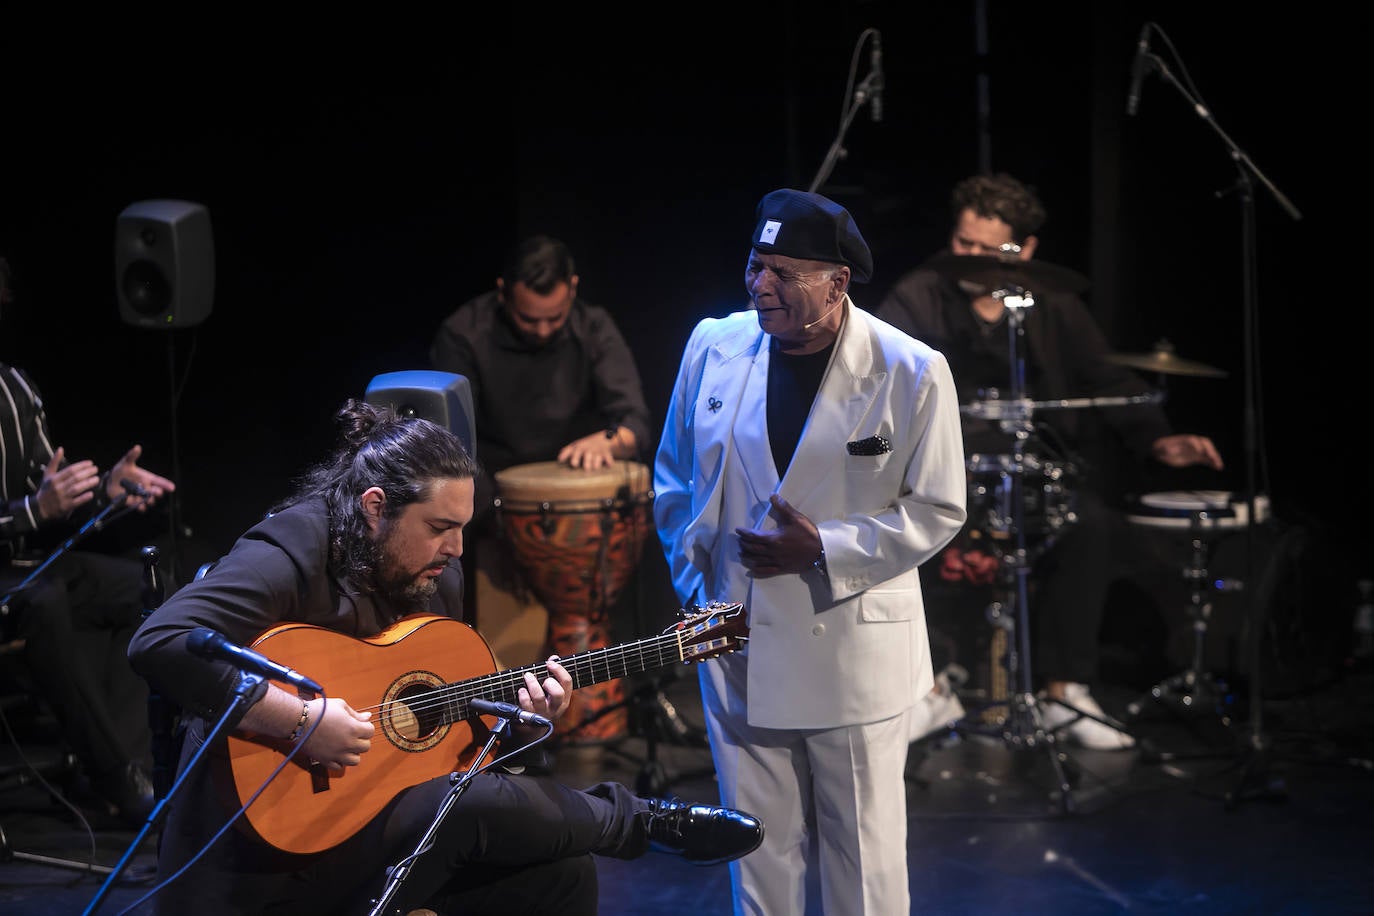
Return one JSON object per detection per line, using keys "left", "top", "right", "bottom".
{"left": 951, "top": 283, "right": 1078, "bottom": 813}
{"left": 1125, "top": 520, "right": 1237, "bottom": 755}
{"left": 1135, "top": 21, "right": 1300, "bottom": 809}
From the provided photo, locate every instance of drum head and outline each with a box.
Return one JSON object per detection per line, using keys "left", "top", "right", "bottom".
{"left": 1127, "top": 490, "right": 1270, "bottom": 531}
{"left": 494, "top": 460, "right": 651, "bottom": 510}
{"left": 1138, "top": 490, "right": 1232, "bottom": 513}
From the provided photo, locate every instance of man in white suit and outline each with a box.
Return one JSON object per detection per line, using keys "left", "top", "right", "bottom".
{"left": 654, "top": 189, "right": 968, "bottom": 915}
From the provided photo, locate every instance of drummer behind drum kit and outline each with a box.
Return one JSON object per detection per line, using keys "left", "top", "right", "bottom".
{"left": 919, "top": 251, "right": 1239, "bottom": 810}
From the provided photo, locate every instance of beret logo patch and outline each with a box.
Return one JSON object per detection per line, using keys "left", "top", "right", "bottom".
{"left": 759, "top": 219, "right": 782, "bottom": 245}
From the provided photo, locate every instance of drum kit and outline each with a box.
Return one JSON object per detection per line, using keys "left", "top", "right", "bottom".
{"left": 928, "top": 251, "right": 1236, "bottom": 809}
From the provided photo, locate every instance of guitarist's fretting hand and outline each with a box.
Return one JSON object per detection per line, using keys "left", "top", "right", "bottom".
{"left": 510, "top": 656, "right": 573, "bottom": 740}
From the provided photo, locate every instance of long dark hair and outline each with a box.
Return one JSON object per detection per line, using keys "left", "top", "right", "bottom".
{"left": 280, "top": 399, "right": 479, "bottom": 582}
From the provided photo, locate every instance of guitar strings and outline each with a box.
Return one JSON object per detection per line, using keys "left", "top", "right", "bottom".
{"left": 354, "top": 607, "right": 739, "bottom": 724}
{"left": 354, "top": 629, "right": 690, "bottom": 721}
{"left": 360, "top": 634, "right": 685, "bottom": 720}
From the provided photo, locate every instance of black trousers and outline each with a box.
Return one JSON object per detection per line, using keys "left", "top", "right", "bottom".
{"left": 1031, "top": 490, "right": 1122, "bottom": 686}
{"left": 153, "top": 758, "right": 653, "bottom": 916}
{"left": 3, "top": 549, "right": 151, "bottom": 779}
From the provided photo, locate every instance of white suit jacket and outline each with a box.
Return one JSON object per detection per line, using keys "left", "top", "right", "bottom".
{"left": 654, "top": 300, "right": 967, "bottom": 729}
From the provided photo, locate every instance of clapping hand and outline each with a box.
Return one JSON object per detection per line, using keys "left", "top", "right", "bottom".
{"left": 105, "top": 444, "right": 176, "bottom": 511}
{"left": 36, "top": 446, "right": 101, "bottom": 520}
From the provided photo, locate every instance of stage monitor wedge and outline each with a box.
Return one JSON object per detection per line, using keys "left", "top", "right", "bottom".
{"left": 364, "top": 370, "right": 476, "bottom": 461}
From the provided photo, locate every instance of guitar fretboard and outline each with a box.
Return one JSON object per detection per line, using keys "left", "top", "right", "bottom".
{"left": 445, "top": 627, "right": 683, "bottom": 718}
{"left": 423, "top": 603, "right": 742, "bottom": 726}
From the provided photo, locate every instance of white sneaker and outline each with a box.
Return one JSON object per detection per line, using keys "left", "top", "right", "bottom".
{"left": 910, "top": 666, "right": 967, "bottom": 742}
{"left": 1040, "top": 682, "right": 1135, "bottom": 750}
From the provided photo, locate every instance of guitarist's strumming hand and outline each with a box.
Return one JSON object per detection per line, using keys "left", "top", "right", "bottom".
{"left": 238, "top": 684, "right": 373, "bottom": 772}
{"left": 300, "top": 696, "right": 374, "bottom": 771}
{"left": 511, "top": 656, "right": 572, "bottom": 740}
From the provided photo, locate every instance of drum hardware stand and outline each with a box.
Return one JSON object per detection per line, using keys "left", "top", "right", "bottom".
{"left": 602, "top": 669, "right": 714, "bottom": 797}
{"left": 947, "top": 282, "right": 1083, "bottom": 813}
{"left": 503, "top": 478, "right": 711, "bottom": 796}
{"left": 594, "top": 566, "right": 714, "bottom": 798}
{"left": 1125, "top": 521, "right": 1239, "bottom": 758}
{"left": 1133, "top": 23, "right": 1300, "bottom": 809}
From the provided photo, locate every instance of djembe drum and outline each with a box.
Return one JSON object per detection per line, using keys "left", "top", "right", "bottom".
{"left": 492, "top": 460, "right": 653, "bottom": 745}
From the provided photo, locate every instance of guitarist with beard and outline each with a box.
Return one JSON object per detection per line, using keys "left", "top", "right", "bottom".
{"left": 127, "top": 400, "right": 761, "bottom": 916}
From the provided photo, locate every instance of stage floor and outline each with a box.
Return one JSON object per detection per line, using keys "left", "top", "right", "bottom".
{"left": 3, "top": 662, "right": 1373, "bottom": 915}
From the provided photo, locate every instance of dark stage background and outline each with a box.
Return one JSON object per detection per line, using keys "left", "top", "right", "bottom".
{"left": 0, "top": 7, "right": 1346, "bottom": 657}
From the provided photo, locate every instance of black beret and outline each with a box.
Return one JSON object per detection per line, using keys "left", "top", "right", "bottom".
{"left": 750, "top": 188, "right": 873, "bottom": 283}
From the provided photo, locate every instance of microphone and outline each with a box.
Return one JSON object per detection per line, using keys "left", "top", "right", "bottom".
{"left": 1125, "top": 23, "right": 1152, "bottom": 117}
{"left": 187, "top": 628, "right": 324, "bottom": 694}
{"left": 120, "top": 478, "right": 150, "bottom": 499}
{"left": 469, "top": 697, "right": 553, "bottom": 729}
{"left": 869, "top": 31, "right": 884, "bottom": 122}
{"left": 803, "top": 295, "right": 847, "bottom": 330}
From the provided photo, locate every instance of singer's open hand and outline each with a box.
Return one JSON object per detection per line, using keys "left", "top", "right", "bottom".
{"left": 106, "top": 444, "right": 177, "bottom": 510}
{"left": 36, "top": 446, "right": 101, "bottom": 521}
{"left": 735, "top": 494, "right": 823, "bottom": 578}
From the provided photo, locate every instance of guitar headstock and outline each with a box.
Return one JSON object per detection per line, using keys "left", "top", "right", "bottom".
{"left": 669, "top": 601, "right": 749, "bottom": 663}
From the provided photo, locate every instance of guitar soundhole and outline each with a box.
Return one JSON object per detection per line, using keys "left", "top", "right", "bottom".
{"left": 379, "top": 670, "right": 450, "bottom": 753}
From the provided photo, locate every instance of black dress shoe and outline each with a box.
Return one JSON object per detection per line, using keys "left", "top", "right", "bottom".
{"left": 93, "top": 762, "right": 155, "bottom": 826}
{"left": 646, "top": 797, "right": 764, "bottom": 865}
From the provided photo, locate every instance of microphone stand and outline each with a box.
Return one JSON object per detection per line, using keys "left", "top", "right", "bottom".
{"left": 81, "top": 673, "right": 266, "bottom": 916}
{"left": 1140, "top": 37, "right": 1301, "bottom": 810}
{"left": 807, "top": 28, "right": 882, "bottom": 193}
{"left": 365, "top": 717, "right": 525, "bottom": 916}
{"left": 0, "top": 490, "right": 143, "bottom": 879}
{"left": 0, "top": 490, "right": 136, "bottom": 612}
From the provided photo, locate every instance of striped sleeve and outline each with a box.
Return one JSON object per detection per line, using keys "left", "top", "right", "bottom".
{"left": 0, "top": 365, "right": 54, "bottom": 541}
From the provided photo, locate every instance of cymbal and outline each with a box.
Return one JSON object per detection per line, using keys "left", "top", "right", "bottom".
{"left": 921, "top": 251, "right": 1091, "bottom": 295}
{"left": 961, "top": 392, "right": 1163, "bottom": 419}
{"left": 1105, "top": 339, "right": 1228, "bottom": 378}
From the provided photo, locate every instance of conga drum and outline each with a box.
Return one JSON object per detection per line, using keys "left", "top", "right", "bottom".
{"left": 493, "top": 460, "right": 654, "bottom": 745}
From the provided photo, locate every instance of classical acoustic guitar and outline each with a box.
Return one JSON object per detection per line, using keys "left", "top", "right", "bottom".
{"left": 221, "top": 602, "right": 747, "bottom": 855}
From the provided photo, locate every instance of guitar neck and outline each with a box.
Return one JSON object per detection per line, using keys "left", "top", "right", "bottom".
{"left": 448, "top": 628, "right": 685, "bottom": 717}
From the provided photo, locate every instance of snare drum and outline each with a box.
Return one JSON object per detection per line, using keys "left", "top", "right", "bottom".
{"left": 493, "top": 460, "right": 654, "bottom": 744}
{"left": 965, "top": 453, "right": 1078, "bottom": 538}
{"left": 1126, "top": 490, "right": 1270, "bottom": 532}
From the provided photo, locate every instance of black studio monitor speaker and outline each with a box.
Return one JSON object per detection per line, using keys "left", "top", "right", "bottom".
{"left": 364, "top": 370, "right": 477, "bottom": 461}
{"left": 116, "top": 199, "right": 215, "bottom": 329}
